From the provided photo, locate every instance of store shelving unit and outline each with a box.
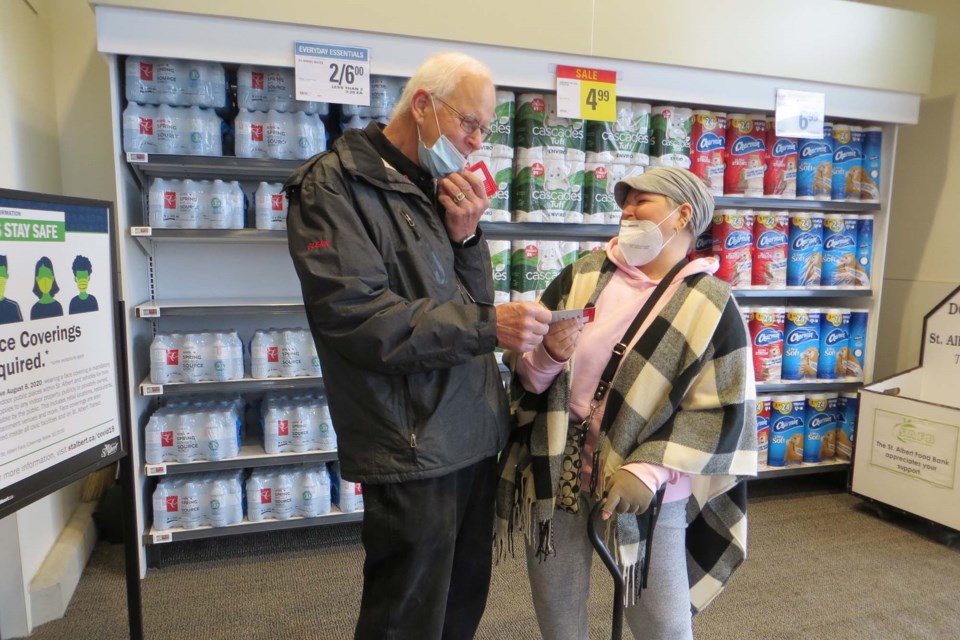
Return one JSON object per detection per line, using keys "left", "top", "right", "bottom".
{"left": 96, "top": 5, "right": 915, "bottom": 575}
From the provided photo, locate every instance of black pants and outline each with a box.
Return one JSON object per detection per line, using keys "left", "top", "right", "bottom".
{"left": 354, "top": 456, "right": 498, "bottom": 640}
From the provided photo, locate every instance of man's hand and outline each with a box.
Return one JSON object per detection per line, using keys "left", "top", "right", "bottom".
{"left": 438, "top": 169, "right": 488, "bottom": 243}
{"left": 542, "top": 317, "right": 584, "bottom": 362}
{"left": 600, "top": 469, "right": 655, "bottom": 520}
{"left": 495, "top": 302, "right": 551, "bottom": 352}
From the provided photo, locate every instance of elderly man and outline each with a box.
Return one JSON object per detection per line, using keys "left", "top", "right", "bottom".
{"left": 285, "top": 52, "right": 551, "bottom": 639}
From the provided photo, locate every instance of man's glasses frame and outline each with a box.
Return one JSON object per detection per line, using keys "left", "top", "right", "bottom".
{"left": 433, "top": 95, "right": 492, "bottom": 141}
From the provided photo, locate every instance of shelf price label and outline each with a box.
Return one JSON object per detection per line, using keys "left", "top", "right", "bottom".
{"left": 141, "top": 383, "right": 163, "bottom": 396}
{"left": 556, "top": 65, "right": 617, "bottom": 122}
{"left": 138, "top": 305, "right": 160, "bottom": 318}
{"left": 125, "top": 152, "right": 148, "bottom": 163}
{"left": 294, "top": 41, "right": 370, "bottom": 106}
{"left": 775, "top": 89, "right": 826, "bottom": 139}
{"left": 152, "top": 532, "right": 172, "bottom": 544}
{"left": 145, "top": 464, "right": 167, "bottom": 476}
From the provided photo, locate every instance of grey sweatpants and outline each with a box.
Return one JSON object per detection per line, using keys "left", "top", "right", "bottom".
{"left": 525, "top": 494, "right": 693, "bottom": 640}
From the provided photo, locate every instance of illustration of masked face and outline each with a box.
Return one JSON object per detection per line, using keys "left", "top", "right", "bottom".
{"left": 36, "top": 266, "right": 54, "bottom": 296}
{"left": 75, "top": 270, "right": 90, "bottom": 295}
{"left": 0, "top": 267, "right": 7, "bottom": 299}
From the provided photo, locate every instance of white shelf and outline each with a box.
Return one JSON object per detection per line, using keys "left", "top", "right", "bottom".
{"left": 756, "top": 459, "right": 850, "bottom": 479}
{"left": 145, "top": 508, "right": 364, "bottom": 544}
{"left": 139, "top": 375, "right": 324, "bottom": 396}
{"left": 144, "top": 444, "right": 339, "bottom": 476}
{"left": 135, "top": 298, "right": 305, "bottom": 317}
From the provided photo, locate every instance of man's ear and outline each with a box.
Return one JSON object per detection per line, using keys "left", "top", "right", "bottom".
{"left": 411, "top": 89, "right": 431, "bottom": 126}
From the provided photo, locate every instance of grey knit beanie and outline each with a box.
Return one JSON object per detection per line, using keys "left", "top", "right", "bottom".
{"left": 614, "top": 167, "right": 715, "bottom": 236}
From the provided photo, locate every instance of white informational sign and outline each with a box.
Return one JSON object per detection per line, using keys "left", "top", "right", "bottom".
{"left": 775, "top": 89, "right": 826, "bottom": 139}
{"left": 0, "top": 194, "right": 122, "bottom": 517}
{"left": 870, "top": 409, "right": 958, "bottom": 489}
{"left": 294, "top": 41, "right": 370, "bottom": 106}
{"left": 921, "top": 286, "right": 960, "bottom": 407}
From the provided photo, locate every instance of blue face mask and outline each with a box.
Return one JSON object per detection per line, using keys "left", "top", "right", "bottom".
{"left": 417, "top": 96, "right": 467, "bottom": 179}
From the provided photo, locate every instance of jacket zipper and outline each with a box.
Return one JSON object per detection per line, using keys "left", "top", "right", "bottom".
{"left": 399, "top": 209, "right": 421, "bottom": 240}
{"left": 409, "top": 433, "right": 419, "bottom": 463}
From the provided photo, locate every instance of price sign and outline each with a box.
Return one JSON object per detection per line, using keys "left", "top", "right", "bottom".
{"left": 775, "top": 89, "right": 826, "bottom": 139}
{"left": 294, "top": 41, "right": 370, "bottom": 106}
{"left": 556, "top": 65, "right": 616, "bottom": 122}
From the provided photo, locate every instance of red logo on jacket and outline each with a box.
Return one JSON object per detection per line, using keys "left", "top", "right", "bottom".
{"left": 307, "top": 239, "right": 331, "bottom": 251}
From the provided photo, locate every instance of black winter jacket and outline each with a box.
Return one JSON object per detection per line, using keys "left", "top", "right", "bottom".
{"left": 285, "top": 123, "right": 509, "bottom": 484}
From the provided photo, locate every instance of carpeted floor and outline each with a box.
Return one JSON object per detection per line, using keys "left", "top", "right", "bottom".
{"left": 25, "top": 475, "right": 960, "bottom": 639}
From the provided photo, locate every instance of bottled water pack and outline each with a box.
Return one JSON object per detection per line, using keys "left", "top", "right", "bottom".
{"left": 148, "top": 178, "right": 246, "bottom": 229}
{"left": 246, "top": 464, "right": 332, "bottom": 522}
{"left": 236, "top": 65, "right": 329, "bottom": 115}
{"left": 125, "top": 56, "right": 227, "bottom": 108}
{"left": 123, "top": 103, "right": 223, "bottom": 155}
{"left": 152, "top": 470, "right": 244, "bottom": 531}
{"left": 234, "top": 109, "right": 326, "bottom": 160}
{"left": 261, "top": 391, "right": 337, "bottom": 454}
{"left": 340, "top": 75, "right": 404, "bottom": 119}
{"left": 150, "top": 330, "right": 245, "bottom": 384}
{"left": 249, "top": 328, "right": 321, "bottom": 379}
{"left": 330, "top": 462, "right": 364, "bottom": 513}
{"left": 144, "top": 397, "right": 244, "bottom": 464}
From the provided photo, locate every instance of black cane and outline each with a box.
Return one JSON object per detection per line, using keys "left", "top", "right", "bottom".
{"left": 588, "top": 499, "right": 624, "bottom": 640}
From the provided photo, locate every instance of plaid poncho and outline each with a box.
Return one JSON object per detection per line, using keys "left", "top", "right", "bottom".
{"left": 495, "top": 251, "right": 757, "bottom": 612}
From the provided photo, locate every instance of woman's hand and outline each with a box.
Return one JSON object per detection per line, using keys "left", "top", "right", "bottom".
{"left": 542, "top": 317, "right": 583, "bottom": 362}
{"left": 600, "top": 469, "right": 655, "bottom": 520}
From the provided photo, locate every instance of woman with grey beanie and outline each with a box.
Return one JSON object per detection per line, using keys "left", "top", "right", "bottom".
{"left": 495, "top": 167, "right": 757, "bottom": 639}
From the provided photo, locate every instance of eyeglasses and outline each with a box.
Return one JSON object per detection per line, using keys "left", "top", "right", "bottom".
{"left": 433, "top": 95, "right": 492, "bottom": 141}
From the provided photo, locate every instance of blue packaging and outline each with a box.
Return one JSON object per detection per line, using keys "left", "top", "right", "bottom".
{"left": 836, "top": 392, "right": 859, "bottom": 461}
{"left": 831, "top": 125, "right": 864, "bottom": 201}
{"left": 804, "top": 394, "right": 838, "bottom": 463}
{"left": 756, "top": 396, "right": 771, "bottom": 465}
{"left": 846, "top": 311, "right": 869, "bottom": 379}
{"left": 817, "top": 308, "right": 851, "bottom": 379}
{"left": 860, "top": 127, "right": 882, "bottom": 201}
{"left": 768, "top": 395, "right": 806, "bottom": 466}
{"left": 787, "top": 212, "right": 824, "bottom": 287}
{"left": 856, "top": 214, "right": 874, "bottom": 287}
{"left": 821, "top": 214, "right": 859, "bottom": 286}
{"left": 796, "top": 122, "right": 833, "bottom": 199}
{"left": 783, "top": 308, "right": 822, "bottom": 380}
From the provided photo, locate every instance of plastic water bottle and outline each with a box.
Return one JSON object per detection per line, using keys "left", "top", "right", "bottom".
{"left": 273, "top": 472, "right": 295, "bottom": 521}
{"left": 226, "top": 330, "right": 244, "bottom": 379}
{"left": 316, "top": 396, "right": 337, "bottom": 451}
{"left": 262, "top": 404, "right": 282, "bottom": 454}
{"left": 291, "top": 403, "right": 311, "bottom": 453}
{"left": 122, "top": 102, "right": 157, "bottom": 153}
{"left": 234, "top": 109, "right": 267, "bottom": 158}
{"left": 185, "top": 60, "right": 227, "bottom": 108}
{"left": 152, "top": 481, "right": 177, "bottom": 531}
{"left": 209, "top": 332, "right": 231, "bottom": 381}
{"left": 149, "top": 333, "right": 180, "bottom": 383}
{"left": 202, "top": 410, "right": 227, "bottom": 461}
{"left": 125, "top": 56, "right": 155, "bottom": 104}
{"left": 265, "top": 110, "right": 290, "bottom": 159}
{"left": 154, "top": 58, "right": 185, "bottom": 105}
{"left": 251, "top": 329, "right": 280, "bottom": 378}
{"left": 174, "top": 412, "right": 200, "bottom": 463}
{"left": 145, "top": 413, "right": 171, "bottom": 464}
{"left": 202, "top": 180, "right": 230, "bottom": 229}
{"left": 208, "top": 479, "right": 229, "bottom": 528}
{"left": 155, "top": 104, "right": 183, "bottom": 154}
{"left": 179, "top": 332, "right": 203, "bottom": 383}
{"left": 227, "top": 182, "right": 246, "bottom": 229}
{"left": 246, "top": 473, "right": 267, "bottom": 522}
{"left": 177, "top": 179, "right": 202, "bottom": 229}
{"left": 305, "top": 335, "right": 322, "bottom": 377}
{"left": 254, "top": 183, "right": 287, "bottom": 229}
{"left": 280, "top": 329, "right": 305, "bottom": 377}
{"left": 179, "top": 480, "right": 203, "bottom": 529}
{"left": 290, "top": 111, "right": 326, "bottom": 159}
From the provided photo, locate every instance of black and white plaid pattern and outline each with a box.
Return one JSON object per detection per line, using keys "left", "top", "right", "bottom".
{"left": 496, "top": 251, "right": 757, "bottom": 612}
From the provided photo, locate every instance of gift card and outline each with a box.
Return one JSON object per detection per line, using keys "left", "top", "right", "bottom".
{"left": 549, "top": 307, "right": 596, "bottom": 324}
{"left": 468, "top": 160, "right": 498, "bottom": 197}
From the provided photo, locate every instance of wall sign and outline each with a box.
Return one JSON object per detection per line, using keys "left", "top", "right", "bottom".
{"left": 775, "top": 89, "right": 826, "bottom": 138}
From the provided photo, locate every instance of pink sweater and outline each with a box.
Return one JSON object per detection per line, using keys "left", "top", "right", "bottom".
{"left": 515, "top": 240, "right": 720, "bottom": 504}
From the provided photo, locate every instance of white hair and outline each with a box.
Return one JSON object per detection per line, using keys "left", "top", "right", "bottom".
{"left": 391, "top": 52, "right": 493, "bottom": 120}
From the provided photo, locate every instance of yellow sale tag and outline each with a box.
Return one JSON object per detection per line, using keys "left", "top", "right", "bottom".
{"left": 556, "top": 65, "right": 617, "bottom": 122}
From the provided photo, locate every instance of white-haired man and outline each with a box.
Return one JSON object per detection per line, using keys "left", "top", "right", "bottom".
{"left": 286, "top": 52, "right": 551, "bottom": 639}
